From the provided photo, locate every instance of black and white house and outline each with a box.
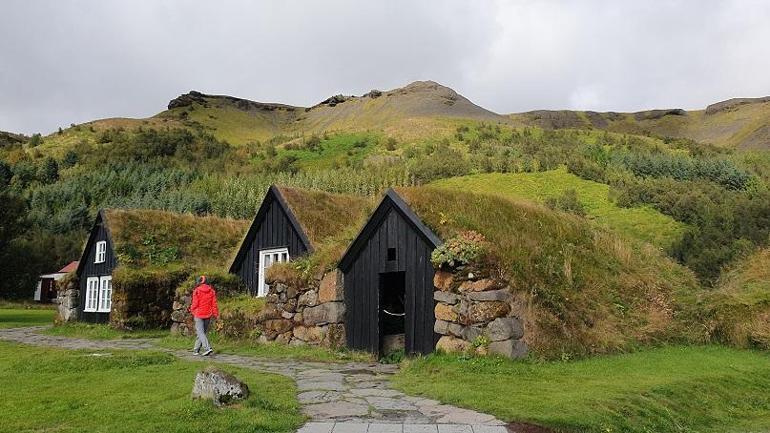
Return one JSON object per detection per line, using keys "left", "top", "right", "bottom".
{"left": 75, "top": 210, "right": 117, "bottom": 323}
{"left": 229, "top": 186, "right": 313, "bottom": 297}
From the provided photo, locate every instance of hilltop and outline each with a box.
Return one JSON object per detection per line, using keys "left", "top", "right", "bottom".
{"left": 509, "top": 96, "right": 770, "bottom": 150}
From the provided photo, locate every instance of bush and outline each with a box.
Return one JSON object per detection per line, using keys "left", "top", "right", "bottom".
{"left": 545, "top": 189, "right": 586, "bottom": 217}
{"left": 431, "top": 231, "right": 487, "bottom": 268}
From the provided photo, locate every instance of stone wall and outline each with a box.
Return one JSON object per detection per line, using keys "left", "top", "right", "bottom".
{"left": 170, "top": 269, "right": 347, "bottom": 348}
{"left": 55, "top": 277, "right": 79, "bottom": 323}
{"left": 255, "top": 270, "right": 346, "bottom": 348}
{"left": 432, "top": 268, "right": 528, "bottom": 359}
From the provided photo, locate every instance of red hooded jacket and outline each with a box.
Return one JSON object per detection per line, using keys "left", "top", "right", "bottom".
{"left": 190, "top": 277, "right": 219, "bottom": 319}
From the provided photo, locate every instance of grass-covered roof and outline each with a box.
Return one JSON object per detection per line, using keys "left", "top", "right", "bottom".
{"left": 275, "top": 186, "right": 373, "bottom": 268}
{"left": 393, "top": 186, "right": 704, "bottom": 357}
{"left": 102, "top": 208, "right": 249, "bottom": 271}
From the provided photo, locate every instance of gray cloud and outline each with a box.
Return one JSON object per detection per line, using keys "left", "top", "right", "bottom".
{"left": 1, "top": 0, "right": 768, "bottom": 134}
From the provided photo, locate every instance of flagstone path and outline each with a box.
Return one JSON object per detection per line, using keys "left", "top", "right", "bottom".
{"left": 0, "top": 326, "right": 509, "bottom": 433}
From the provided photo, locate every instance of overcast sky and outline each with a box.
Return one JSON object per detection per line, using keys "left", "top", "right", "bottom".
{"left": 1, "top": 0, "right": 769, "bottom": 135}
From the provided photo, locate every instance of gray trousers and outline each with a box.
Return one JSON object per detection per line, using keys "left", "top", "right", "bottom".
{"left": 193, "top": 317, "right": 212, "bottom": 353}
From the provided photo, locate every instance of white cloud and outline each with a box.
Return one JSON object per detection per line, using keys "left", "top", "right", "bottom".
{"left": 0, "top": 0, "right": 768, "bottom": 134}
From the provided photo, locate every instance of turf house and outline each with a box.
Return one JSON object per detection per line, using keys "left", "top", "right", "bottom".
{"left": 63, "top": 209, "right": 248, "bottom": 328}
{"left": 251, "top": 186, "right": 704, "bottom": 359}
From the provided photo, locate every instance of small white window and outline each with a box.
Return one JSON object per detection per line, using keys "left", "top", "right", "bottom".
{"left": 97, "top": 276, "right": 112, "bottom": 312}
{"left": 84, "top": 277, "right": 99, "bottom": 312}
{"left": 95, "top": 241, "right": 107, "bottom": 264}
{"left": 257, "top": 248, "right": 290, "bottom": 297}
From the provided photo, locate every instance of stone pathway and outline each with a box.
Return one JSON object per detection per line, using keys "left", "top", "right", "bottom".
{"left": 0, "top": 326, "right": 508, "bottom": 433}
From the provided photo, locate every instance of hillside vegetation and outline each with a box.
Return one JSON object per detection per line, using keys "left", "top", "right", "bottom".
{"left": 398, "top": 187, "right": 703, "bottom": 358}
{"left": 706, "top": 248, "right": 770, "bottom": 349}
{"left": 2, "top": 80, "right": 769, "bottom": 307}
{"left": 431, "top": 168, "right": 686, "bottom": 249}
{"left": 509, "top": 96, "right": 770, "bottom": 150}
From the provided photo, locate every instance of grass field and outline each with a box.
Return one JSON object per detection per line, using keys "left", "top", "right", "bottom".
{"left": 0, "top": 307, "right": 55, "bottom": 328}
{"left": 157, "top": 333, "right": 373, "bottom": 363}
{"left": 431, "top": 168, "right": 687, "bottom": 249}
{"left": 43, "top": 323, "right": 169, "bottom": 339}
{"left": 393, "top": 346, "right": 770, "bottom": 433}
{"left": 0, "top": 341, "right": 303, "bottom": 433}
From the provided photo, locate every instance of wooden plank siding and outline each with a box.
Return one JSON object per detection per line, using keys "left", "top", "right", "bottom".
{"left": 230, "top": 187, "right": 311, "bottom": 296}
{"left": 340, "top": 190, "right": 441, "bottom": 355}
{"left": 76, "top": 211, "right": 117, "bottom": 324}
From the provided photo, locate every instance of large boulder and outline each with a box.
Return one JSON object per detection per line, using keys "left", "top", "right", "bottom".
{"left": 303, "top": 302, "right": 345, "bottom": 325}
{"left": 487, "top": 317, "right": 524, "bottom": 341}
{"left": 318, "top": 271, "right": 344, "bottom": 303}
{"left": 436, "top": 335, "right": 471, "bottom": 353}
{"left": 488, "top": 339, "right": 528, "bottom": 359}
{"left": 465, "top": 301, "right": 510, "bottom": 324}
{"left": 192, "top": 367, "right": 250, "bottom": 406}
{"left": 458, "top": 278, "right": 499, "bottom": 292}
{"left": 434, "top": 303, "right": 458, "bottom": 322}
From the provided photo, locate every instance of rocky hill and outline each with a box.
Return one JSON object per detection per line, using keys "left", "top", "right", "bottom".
{"left": 509, "top": 96, "right": 770, "bottom": 150}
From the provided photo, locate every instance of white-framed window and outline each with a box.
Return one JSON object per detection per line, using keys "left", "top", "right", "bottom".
{"left": 84, "top": 277, "right": 99, "bottom": 312}
{"left": 84, "top": 276, "right": 112, "bottom": 313}
{"left": 95, "top": 241, "right": 107, "bottom": 264}
{"left": 98, "top": 276, "right": 112, "bottom": 313}
{"left": 257, "top": 248, "right": 290, "bottom": 297}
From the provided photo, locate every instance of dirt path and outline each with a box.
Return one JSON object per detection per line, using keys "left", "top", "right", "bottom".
{"left": 0, "top": 326, "right": 508, "bottom": 433}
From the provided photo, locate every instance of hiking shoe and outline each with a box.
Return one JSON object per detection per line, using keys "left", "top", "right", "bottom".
{"left": 202, "top": 349, "right": 213, "bottom": 356}
{"left": 192, "top": 351, "right": 200, "bottom": 356}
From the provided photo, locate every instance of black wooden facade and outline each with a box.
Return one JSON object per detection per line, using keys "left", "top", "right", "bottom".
{"left": 75, "top": 210, "right": 118, "bottom": 323}
{"left": 338, "top": 189, "right": 442, "bottom": 355}
{"left": 229, "top": 186, "right": 313, "bottom": 295}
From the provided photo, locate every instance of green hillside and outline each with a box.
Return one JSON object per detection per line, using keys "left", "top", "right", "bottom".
{"left": 431, "top": 168, "right": 687, "bottom": 249}
{"left": 509, "top": 96, "right": 770, "bottom": 150}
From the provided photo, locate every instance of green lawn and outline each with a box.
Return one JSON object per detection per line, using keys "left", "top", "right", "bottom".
{"left": 282, "top": 132, "right": 380, "bottom": 170}
{"left": 43, "top": 322, "right": 169, "bottom": 339}
{"left": 157, "top": 333, "right": 374, "bottom": 363}
{"left": 431, "top": 168, "right": 686, "bottom": 249}
{"left": 393, "top": 346, "right": 770, "bottom": 433}
{"left": 0, "top": 307, "right": 56, "bottom": 328}
{"left": 0, "top": 341, "right": 304, "bottom": 433}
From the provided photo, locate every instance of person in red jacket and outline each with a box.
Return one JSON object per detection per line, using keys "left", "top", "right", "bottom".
{"left": 190, "top": 275, "right": 219, "bottom": 356}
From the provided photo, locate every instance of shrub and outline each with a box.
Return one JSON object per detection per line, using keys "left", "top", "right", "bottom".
{"left": 431, "top": 231, "right": 487, "bottom": 268}
{"left": 545, "top": 189, "right": 586, "bottom": 217}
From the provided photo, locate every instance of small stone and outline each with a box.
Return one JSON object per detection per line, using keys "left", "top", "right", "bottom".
{"left": 298, "top": 290, "right": 319, "bottom": 308}
{"left": 275, "top": 331, "right": 292, "bottom": 345}
{"left": 488, "top": 339, "right": 528, "bottom": 359}
{"left": 318, "top": 270, "right": 344, "bottom": 303}
{"left": 281, "top": 311, "right": 294, "bottom": 320}
{"left": 263, "top": 319, "right": 293, "bottom": 335}
{"left": 462, "top": 325, "right": 484, "bottom": 342}
{"left": 433, "top": 270, "right": 454, "bottom": 291}
{"left": 434, "top": 319, "right": 450, "bottom": 335}
{"left": 436, "top": 335, "right": 471, "bottom": 353}
{"left": 191, "top": 367, "right": 250, "bottom": 406}
{"left": 487, "top": 317, "right": 524, "bottom": 341}
{"left": 170, "top": 310, "right": 187, "bottom": 323}
{"left": 434, "top": 291, "right": 459, "bottom": 305}
{"left": 459, "top": 278, "right": 499, "bottom": 292}
{"left": 467, "top": 289, "right": 510, "bottom": 302}
{"left": 285, "top": 285, "right": 298, "bottom": 300}
{"left": 447, "top": 322, "right": 465, "bottom": 338}
{"left": 468, "top": 272, "right": 475, "bottom": 279}
{"left": 434, "top": 303, "right": 458, "bottom": 322}
{"left": 273, "top": 283, "right": 287, "bottom": 293}
{"left": 172, "top": 300, "right": 184, "bottom": 310}
{"left": 294, "top": 325, "right": 326, "bottom": 343}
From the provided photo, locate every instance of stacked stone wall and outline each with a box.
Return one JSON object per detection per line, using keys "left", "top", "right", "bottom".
{"left": 432, "top": 268, "right": 527, "bottom": 359}
{"left": 256, "top": 270, "right": 346, "bottom": 348}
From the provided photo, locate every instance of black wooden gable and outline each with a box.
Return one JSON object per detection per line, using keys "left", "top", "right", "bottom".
{"left": 75, "top": 210, "right": 118, "bottom": 279}
{"left": 339, "top": 189, "right": 442, "bottom": 271}
{"left": 229, "top": 185, "right": 314, "bottom": 294}
{"left": 339, "top": 189, "right": 442, "bottom": 355}
{"left": 75, "top": 209, "right": 118, "bottom": 323}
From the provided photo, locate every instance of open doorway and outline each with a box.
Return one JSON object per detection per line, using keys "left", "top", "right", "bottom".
{"left": 379, "top": 271, "right": 406, "bottom": 356}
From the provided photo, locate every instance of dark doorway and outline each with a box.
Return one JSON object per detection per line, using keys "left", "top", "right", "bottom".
{"left": 379, "top": 271, "right": 406, "bottom": 355}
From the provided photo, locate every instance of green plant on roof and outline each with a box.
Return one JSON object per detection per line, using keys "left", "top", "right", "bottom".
{"left": 431, "top": 230, "right": 487, "bottom": 268}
